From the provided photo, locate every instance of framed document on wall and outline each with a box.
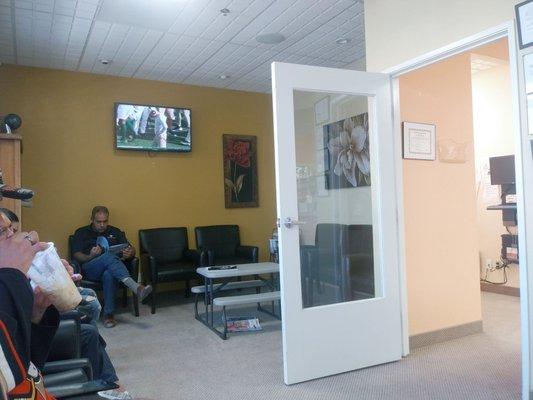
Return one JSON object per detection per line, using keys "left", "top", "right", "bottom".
{"left": 402, "top": 121, "right": 436, "bottom": 161}
{"left": 516, "top": 0, "right": 533, "bottom": 49}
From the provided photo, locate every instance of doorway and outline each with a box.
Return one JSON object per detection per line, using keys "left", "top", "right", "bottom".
{"left": 396, "top": 37, "right": 520, "bottom": 347}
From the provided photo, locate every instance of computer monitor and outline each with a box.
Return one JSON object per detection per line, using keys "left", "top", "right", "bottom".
{"left": 489, "top": 155, "right": 515, "bottom": 185}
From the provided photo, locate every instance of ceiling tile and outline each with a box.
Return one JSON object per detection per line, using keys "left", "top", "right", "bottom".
{"left": 4, "top": 0, "right": 367, "bottom": 93}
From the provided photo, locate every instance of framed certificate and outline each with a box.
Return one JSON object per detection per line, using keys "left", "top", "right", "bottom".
{"left": 402, "top": 122, "right": 436, "bottom": 160}
{"left": 516, "top": 0, "right": 533, "bottom": 49}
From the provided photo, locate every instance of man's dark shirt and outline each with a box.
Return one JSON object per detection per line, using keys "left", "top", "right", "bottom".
{"left": 72, "top": 225, "right": 128, "bottom": 257}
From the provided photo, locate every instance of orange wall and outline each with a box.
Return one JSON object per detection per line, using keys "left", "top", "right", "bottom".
{"left": 400, "top": 53, "right": 482, "bottom": 335}
{"left": 0, "top": 65, "right": 276, "bottom": 271}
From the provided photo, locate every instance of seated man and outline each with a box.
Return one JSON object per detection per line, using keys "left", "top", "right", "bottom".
{"left": 72, "top": 206, "right": 152, "bottom": 328}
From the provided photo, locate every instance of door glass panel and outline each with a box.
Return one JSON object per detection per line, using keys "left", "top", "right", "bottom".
{"left": 293, "top": 90, "right": 379, "bottom": 308}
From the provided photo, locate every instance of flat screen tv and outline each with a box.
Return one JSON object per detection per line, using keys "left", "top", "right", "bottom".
{"left": 114, "top": 102, "right": 191, "bottom": 152}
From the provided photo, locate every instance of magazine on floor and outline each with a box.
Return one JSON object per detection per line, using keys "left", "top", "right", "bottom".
{"left": 226, "top": 316, "right": 262, "bottom": 332}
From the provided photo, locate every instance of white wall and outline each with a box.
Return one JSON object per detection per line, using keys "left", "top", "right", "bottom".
{"left": 471, "top": 59, "right": 518, "bottom": 288}
{"left": 365, "top": 0, "right": 517, "bottom": 72}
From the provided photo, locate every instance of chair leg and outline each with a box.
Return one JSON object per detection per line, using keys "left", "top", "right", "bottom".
{"left": 122, "top": 287, "right": 128, "bottom": 308}
{"left": 151, "top": 285, "right": 157, "bottom": 314}
{"left": 185, "top": 280, "right": 190, "bottom": 298}
{"left": 133, "top": 293, "right": 139, "bottom": 317}
{"left": 222, "top": 306, "right": 228, "bottom": 340}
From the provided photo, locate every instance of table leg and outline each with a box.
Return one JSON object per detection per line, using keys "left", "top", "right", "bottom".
{"left": 204, "top": 277, "right": 208, "bottom": 324}
{"left": 209, "top": 279, "right": 214, "bottom": 326}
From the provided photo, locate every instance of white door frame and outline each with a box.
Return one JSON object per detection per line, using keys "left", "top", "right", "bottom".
{"left": 382, "top": 21, "right": 529, "bottom": 398}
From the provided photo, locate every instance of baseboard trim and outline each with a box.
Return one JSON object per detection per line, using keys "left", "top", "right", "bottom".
{"left": 480, "top": 281, "right": 520, "bottom": 297}
{"left": 409, "top": 320, "right": 483, "bottom": 349}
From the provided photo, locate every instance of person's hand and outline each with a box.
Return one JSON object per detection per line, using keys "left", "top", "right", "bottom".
{"left": 89, "top": 246, "right": 102, "bottom": 258}
{"left": 121, "top": 245, "right": 135, "bottom": 260}
{"left": 61, "top": 258, "right": 81, "bottom": 282}
{"left": 31, "top": 286, "right": 53, "bottom": 323}
{"left": 0, "top": 232, "right": 47, "bottom": 275}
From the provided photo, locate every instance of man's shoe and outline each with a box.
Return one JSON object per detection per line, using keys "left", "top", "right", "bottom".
{"left": 137, "top": 285, "right": 153, "bottom": 303}
{"left": 104, "top": 315, "right": 116, "bottom": 328}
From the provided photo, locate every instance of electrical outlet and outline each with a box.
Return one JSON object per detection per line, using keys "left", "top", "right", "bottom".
{"left": 485, "top": 259, "right": 493, "bottom": 271}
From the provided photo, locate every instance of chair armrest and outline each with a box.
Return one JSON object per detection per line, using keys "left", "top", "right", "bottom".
{"left": 236, "top": 245, "right": 258, "bottom": 263}
{"left": 184, "top": 249, "right": 201, "bottom": 265}
{"left": 140, "top": 253, "right": 157, "bottom": 284}
{"left": 43, "top": 358, "right": 93, "bottom": 380}
{"left": 299, "top": 245, "right": 317, "bottom": 279}
{"left": 206, "top": 250, "right": 215, "bottom": 267}
{"left": 59, "top": 309, "right": 84, "bottom": 321}
{"left": 126, "top": 257, "right": 139, "bottom": 282}
{"left": 69, "top": 259, "right": 82, "bottom": 275}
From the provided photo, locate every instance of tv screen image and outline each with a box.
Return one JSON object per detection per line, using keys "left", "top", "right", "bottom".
{"left": 115, "top": 103, "right": 191, "bottom": 152}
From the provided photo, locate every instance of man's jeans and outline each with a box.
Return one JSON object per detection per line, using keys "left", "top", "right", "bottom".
{"left": 80, "top": 324, "right": 118, "bottom": 383}
{"left": 77, "top": 287, "right": 101, "bottom": 326}
{"left": 82, "top": 252, "right": 131, "bottom": 317}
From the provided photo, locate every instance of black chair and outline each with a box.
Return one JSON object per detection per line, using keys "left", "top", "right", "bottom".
{"left": 194, "top": 225, "right": 258, "bottom": 267}
{"left": 43, "top": 317, "right": 93, "bottom": 390}
{"left": 341, "top": 225, "right": 374, "bottom": 300}
{"left": 138, "top": 227, "right": 200, "bottom": 314}
{"left": 300, "top": 224, "right": 374, "bottom": 305}
{"left": 68, "top": 235, "right": 139, "bottom": 317}
{"left": 44, "top": 315, "right": 119, "bottom": 398}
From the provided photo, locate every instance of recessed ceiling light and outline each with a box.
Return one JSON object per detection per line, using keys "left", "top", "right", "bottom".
{"left": 220, "top": 8, "right": 230, "bottom": 16}
{"left": 99, "top": 58, "right": 112, "bottom": 65}
{"left": 256, "top": 33, "right": 286, "bottom": 44}
{"left": 335, "top": 38, "right": 351, "bottom": 45}
{"left": 219, "top": 74, "right": 230, "bottom": 80}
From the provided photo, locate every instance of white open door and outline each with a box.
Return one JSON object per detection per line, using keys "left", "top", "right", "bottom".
{"left": 271, "top": 62, "right": 405, "bottom": 384}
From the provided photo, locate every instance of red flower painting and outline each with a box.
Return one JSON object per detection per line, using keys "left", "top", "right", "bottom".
{"left": 223, "top": 135, "right": 258, "bottom": 208}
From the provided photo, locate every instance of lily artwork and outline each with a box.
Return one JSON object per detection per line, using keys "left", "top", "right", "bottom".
{"left": 324, "top": 113, "right": 370, "bottom": 189}
{"left": 223, "top": 134, "right": 259, "bottom": 208}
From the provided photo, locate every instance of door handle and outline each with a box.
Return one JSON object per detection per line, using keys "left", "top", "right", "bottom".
{"left": 283, "top": 217, "right": 306, "bottom": 228}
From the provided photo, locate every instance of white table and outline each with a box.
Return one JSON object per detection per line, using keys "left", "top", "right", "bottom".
{"left": 195, "top": 262, "right": 280, "bottom": 339}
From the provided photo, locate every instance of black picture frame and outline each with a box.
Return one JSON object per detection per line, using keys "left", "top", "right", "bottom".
{"left": 516, "top": 0, "right": 533, "bottom": 49}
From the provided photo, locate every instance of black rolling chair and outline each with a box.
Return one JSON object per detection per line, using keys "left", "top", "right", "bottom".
{"left": 68, "top": 235, "right": 139, "bottom": 317}
{"left": 194, "top": 225, "right": 258, "bottom": 267}
{"left": 139, "top": 227, "right": 200, "bottom": 314}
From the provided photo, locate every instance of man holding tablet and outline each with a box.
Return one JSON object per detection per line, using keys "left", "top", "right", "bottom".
{"left": 73, "top": 206, "right": 152, "bottom": 328}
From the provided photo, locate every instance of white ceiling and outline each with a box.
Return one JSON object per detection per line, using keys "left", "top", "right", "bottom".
{"left": 0, "top": 0, "right": 365, "bottom": 93}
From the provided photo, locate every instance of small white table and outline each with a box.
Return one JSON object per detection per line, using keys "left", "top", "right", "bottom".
{"left": 195, "top": 262, "right": 280, "bottom": 339}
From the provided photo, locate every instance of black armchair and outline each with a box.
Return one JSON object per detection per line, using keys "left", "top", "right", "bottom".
{"left": 300, "top": 223, "right": 374, "bottom": 305}
{"left": 139, "top": 227, "right": 200, "bottom": 314}
{"left": 194, "top": 225, "right": 258, "bottom": 267}
{"left": 44, "top": 315, "right": 119, "bottom": 398}
{"left": 68, "top": 235, "right": 139, "bottom": 317}
{"left": 44, "top": 317, "right": 92, "bottom": 390}
{"left": 341, "top": 224, "right": 374, "bottom": 300}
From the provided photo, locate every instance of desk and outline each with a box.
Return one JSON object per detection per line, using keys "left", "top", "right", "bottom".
{"left": 196, "top": 262, "right": 280, "bottom": 339}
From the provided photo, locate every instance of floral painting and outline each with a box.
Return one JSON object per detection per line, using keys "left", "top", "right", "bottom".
{"left": 223, "top": 134, "right": 259, "bottom": 208}
{"left": 324, "top": 113, "right": 370, "bottom": 189}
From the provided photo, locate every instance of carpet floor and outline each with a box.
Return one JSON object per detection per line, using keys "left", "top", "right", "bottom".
{"left": 99, "top": 291, "right": 521, "bottom": 400}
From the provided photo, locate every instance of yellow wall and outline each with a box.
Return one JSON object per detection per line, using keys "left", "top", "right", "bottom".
{"left": 400, "top": 53, "right": 482, "bottom": 335}
{"left": 0, "top": 65, "right": 276, "bottom": 270}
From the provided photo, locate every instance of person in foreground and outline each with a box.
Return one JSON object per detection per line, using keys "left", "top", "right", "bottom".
{"left": 0, "top": 229, "right": 56, "bottom": 399}
{"left": 72, "top": 206, "right": 152, "bottom": 328}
